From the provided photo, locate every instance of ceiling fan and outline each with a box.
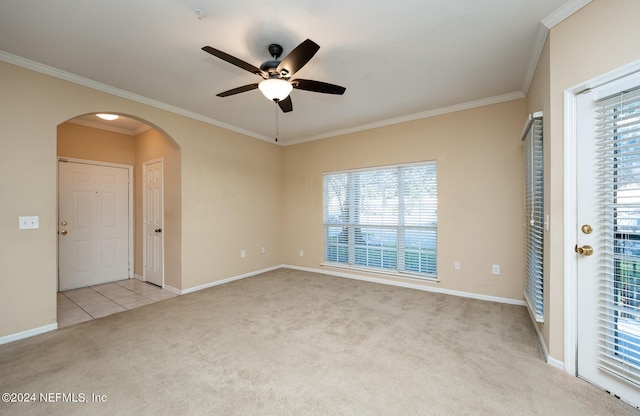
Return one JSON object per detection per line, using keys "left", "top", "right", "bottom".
{"left": 202, "top": 39, "right": 346, "bottom": 113}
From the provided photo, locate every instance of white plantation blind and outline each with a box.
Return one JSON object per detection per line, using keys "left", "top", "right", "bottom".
{"left": 595, "top": 86, "right": 640, "bottom": 384}
{"left": 523, "top": 115, "right": 544, "bottom": 322}
{"left": 323, "top": 162, "right": 437, "bottom": 278}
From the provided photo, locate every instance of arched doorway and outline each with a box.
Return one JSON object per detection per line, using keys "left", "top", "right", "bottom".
{"left": 56, "top": 113, "right": 181, "bottom": 327}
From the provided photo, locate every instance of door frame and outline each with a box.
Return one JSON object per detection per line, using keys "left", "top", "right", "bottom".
{"left": 564, "top": 59, "right": 640, "bottom": 377}
{"left": 142, "top": 157, "right": 164, "bottom": 287}
{"left": 57, "top": 157, "right": 134, "bottom": 288}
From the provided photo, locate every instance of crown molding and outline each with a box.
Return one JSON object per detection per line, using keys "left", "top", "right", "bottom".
{"left": 1, "top": 49, "right": 527, "bottom": 147}
{"left": 520, "top": 0, "right": 592, "bottom": 96}
{"left": 521, "top": 23, "right": 550, "bottom": 95}
{"left": 0, "top": 50, "right": 274, "bottom": 143}
{"left": 284, "top": 91, "right": 525, "bottom": 146}
{"left": 542, "top": 0, "right": 591, "bottom": 29}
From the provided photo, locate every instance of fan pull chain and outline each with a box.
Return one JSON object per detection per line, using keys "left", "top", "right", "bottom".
{"left": 274, "top": 100, "right": 279, "bottom": 142}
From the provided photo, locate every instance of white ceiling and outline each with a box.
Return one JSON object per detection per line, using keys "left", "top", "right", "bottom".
{"left": 0, "top": 0, "right": 589, "bottom": 144}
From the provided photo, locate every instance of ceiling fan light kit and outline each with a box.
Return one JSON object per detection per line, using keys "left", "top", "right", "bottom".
{"left": 258, "top": 78, "right": 293, "bottom": 101}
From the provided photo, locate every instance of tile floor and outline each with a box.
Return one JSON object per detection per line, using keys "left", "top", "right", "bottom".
{"left": 57, "top": 279, "right": 178, "bottom": 328}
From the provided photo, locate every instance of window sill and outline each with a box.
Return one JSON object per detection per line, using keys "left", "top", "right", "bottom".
{"left": 320, "top": 262, "right": 440, "bottom": 283}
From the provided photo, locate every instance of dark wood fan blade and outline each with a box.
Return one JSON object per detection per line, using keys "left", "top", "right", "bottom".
{"left": 278, "top": 96, "right": 293, "bottom": 113}
{"left": 277, "top": 39, "right": 320, "bottom": 77}
{"left": 216, "top": 83, "right": 259, "bottom": 97}
{"left": 292, "top": 79, "right": 346, "bottom": 95}
{"left": 202, "top": 46, "right": 266, "bottom": 77}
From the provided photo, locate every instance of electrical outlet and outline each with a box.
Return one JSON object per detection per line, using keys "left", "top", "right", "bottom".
{"left": 299, "top": 249, "right": 304, "bottom": 257}
{"left": 261, "top": 247, "right": 266, "bottom": 254}
{"left": 454, "top": 261, "right": 460, "bottom": 271}
{"left": 492, "top": 264, "right": 501, "bottom": 275}
{"left": 241, "top": 250, "right": 246, "bottom": 258}
{"left": 19, "top": 216, "right": 39, "bottom": 229}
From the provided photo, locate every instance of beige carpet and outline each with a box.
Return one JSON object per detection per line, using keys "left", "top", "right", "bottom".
{"left": 0, "top": 268, "right": 637, "bottom": 415}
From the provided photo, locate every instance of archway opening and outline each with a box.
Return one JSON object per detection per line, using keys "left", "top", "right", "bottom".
{"left": 56, "top": 113, "right": 181, "bottom": 327}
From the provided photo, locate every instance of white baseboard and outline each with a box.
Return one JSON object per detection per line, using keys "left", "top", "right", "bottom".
{"left": 162, "top": 264, "right": 528, "bottom": 307}
{"left": 163, "top": 284, "right": 181, "bottom": 295}
{"left": 283, "top": 264, "right": 527, "bottom": 306}
{"left": 0, "top": 323, "right": 58, "bottom": 345}
{"left": 547, "top": 356, "right": 565, "bottom": 371}
{"left": 179, "top": 265, "right": 282, "bottom": 295}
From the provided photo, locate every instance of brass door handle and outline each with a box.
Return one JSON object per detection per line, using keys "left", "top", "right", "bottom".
{"left": 575, "top": 244, "right": 593, "bottom": 256}
{"left": 60, "top": 230, "right": 68, "bottom": 236}
{"left": 155, "top": 228, "right": 162, "bottom": 233}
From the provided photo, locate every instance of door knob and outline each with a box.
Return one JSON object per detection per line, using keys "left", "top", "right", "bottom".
{"left": 155, "top": 228, "right": 162, "bottom": 233}
{"left": 575, "top": 244, "right": 593, "bottom": 256}
{"left": 60, "top": 230, "right": 68, "bottom": 236}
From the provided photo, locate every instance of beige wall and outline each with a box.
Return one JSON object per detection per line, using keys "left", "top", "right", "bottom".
{"left": 134, "top": 128, "right": 182, "bottom": 289}
{"left": 0, "top": 60, "right": 282, "bottom": 338}
{"left": 57, "top": 122, "right": 136, "bottom": 165}
{"left": 1, "top": 63, "right": 58, "bottom": 338}
{"left": 179, "top": 126, "right": 283, "bottom": 288}
{"left": 282, "top": 99, "right": 528, "bottom": 301}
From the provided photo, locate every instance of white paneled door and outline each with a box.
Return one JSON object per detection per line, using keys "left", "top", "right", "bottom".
{"left": 58, "top": 160, "right": 130, "bottom": 291}
{"left": 143, "top": 159, "right": 164, "bottom": 287}
{"left": 576, "top": 73, "right": 640, "bottom": 409}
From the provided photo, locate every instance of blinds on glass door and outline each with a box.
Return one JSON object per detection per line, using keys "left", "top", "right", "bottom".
{"left": 523, "top": 115, "right": 544, "bottom": 322}
{"left": 595, "top": 86, "right": 640, "bottom": 384}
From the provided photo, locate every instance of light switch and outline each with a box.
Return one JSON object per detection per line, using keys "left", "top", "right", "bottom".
{"left": 19, "top": 216, "right": 39, "bottom": 229}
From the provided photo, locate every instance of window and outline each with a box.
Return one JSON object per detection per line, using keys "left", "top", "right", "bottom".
{"left": 522, "top": 113, "right": 544, "bottom": 322}
{"left": 323, "top": 162, "right": 437, "bottom": 279}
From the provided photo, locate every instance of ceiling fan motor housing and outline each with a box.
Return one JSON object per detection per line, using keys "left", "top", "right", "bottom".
{"left": 261, "top": 44, "right": 285, "bottom": 77}
{"left": 260, "top": 59, "right": 281, "bottom": 76}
